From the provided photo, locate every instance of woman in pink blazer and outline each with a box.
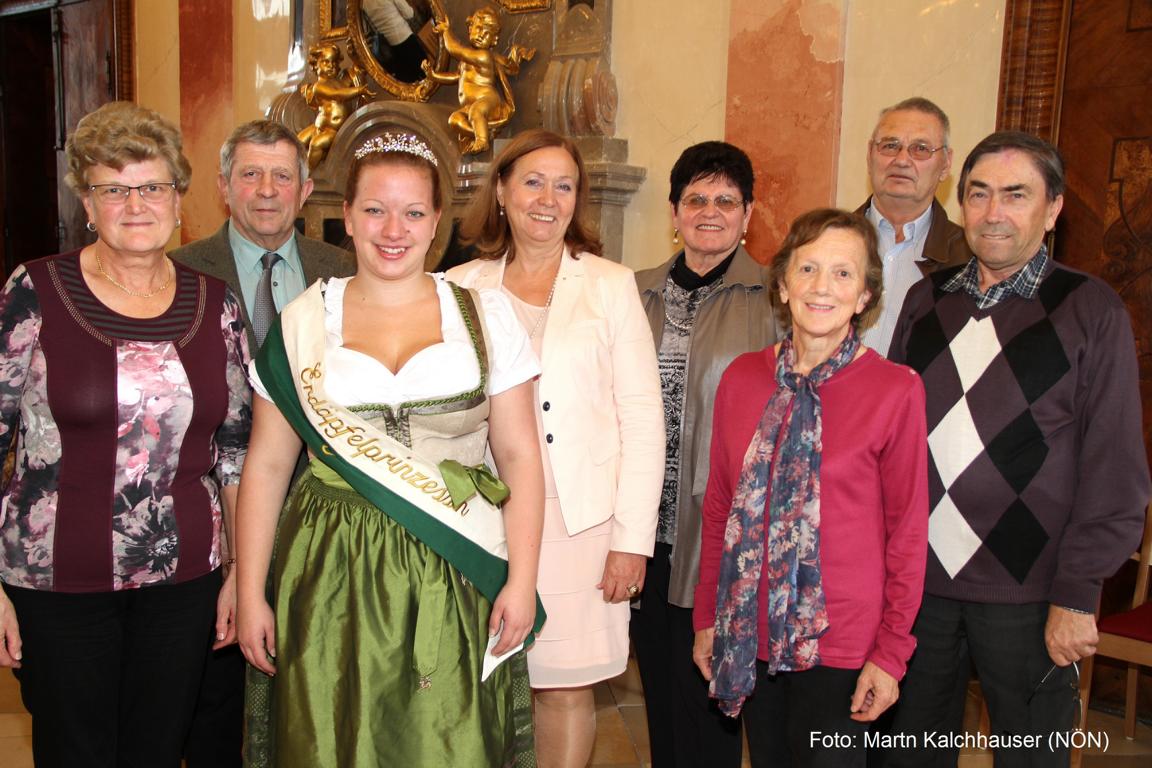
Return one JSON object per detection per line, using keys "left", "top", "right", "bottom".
{"left": 448, "top": 129, "right": 664, "bottom": 768}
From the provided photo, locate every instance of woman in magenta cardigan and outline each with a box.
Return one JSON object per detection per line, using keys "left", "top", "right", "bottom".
{"left": 692, "top": 209, "right": 928, "bottom": 768}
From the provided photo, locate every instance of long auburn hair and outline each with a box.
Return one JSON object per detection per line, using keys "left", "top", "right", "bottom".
{"left": 458, "top": 129, "right": 602, "bottom": 262}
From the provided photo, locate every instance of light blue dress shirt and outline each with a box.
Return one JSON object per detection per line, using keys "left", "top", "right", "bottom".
{"left": 861, "top": 203, "right": 934, "bottom": 357}
{"left": 227, "top": 222, "right": 309, "bottom": 318}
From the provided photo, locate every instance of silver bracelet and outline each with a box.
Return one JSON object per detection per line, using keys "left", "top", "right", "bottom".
{"left": 1057, "top": 604, "right": 1091, "bottom": 615}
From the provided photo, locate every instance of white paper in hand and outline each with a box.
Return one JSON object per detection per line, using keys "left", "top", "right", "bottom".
{"left": 481, "top": 625, "right": 524, "bottom": 682}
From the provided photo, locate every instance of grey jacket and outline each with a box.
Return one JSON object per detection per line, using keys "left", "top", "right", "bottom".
{"left": 635, "top": 245, "right": 778, "bottom": 607}
{"left": 172, "top": 223, "right": 355, "bottom": 350}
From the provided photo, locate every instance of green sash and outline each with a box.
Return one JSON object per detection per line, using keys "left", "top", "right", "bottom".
{"left": 255, "top": 281, "right": 545, "bottom": 645}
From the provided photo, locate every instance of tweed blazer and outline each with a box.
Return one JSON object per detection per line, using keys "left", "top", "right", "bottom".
{"left": 447, "top": 250, "right": 665, "bottom": 555}
{"left": 172, "top": 222, "right": 355, "bottom": 350}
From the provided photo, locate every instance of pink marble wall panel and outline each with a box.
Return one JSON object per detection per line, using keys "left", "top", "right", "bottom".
{"left": 178, "top": 0, "right": 234, "bottom": 243}
{"left": 726, "top": 0, "right": 845, "bottom": 263}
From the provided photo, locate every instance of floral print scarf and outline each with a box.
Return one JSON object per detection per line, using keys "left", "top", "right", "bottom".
{"left": 709, "top": 327, "right": 860, "bottom": 716}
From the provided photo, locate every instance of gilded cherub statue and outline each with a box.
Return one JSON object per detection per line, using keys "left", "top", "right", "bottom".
{"left": 298, "top": 43, "right": 375, "bottom": 169}
{"left": 422, "top": 7, "right": 535, "bottom": 155}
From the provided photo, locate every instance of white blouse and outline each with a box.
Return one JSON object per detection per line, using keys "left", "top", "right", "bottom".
{"left": 250, "top": 275, "right": 540, "bottom": 406}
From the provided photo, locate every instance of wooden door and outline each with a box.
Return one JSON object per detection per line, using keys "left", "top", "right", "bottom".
{"left": 999, "top": 0, "right": 1152, "bottom": 467}
{"left": 0, "top": 0, "right": 132, "bottom": 273}
{"left": 54, "top": 0, "right": 124, "bottom": 253}
{"left": 0, "top": 8, "right": 57, "bottom": 272}
{"left": 999, "top": 0, "right": 1152, "bottom": 718}
{"left": 1054, "top": 1, "right": 1152, "bottom": 469}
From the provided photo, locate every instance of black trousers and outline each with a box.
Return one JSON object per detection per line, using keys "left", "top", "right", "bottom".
{"left": 183, "top": 642, "right": 245, "bottom": 768}
{"left": 4, "top": 569, "right": 220, "bottom": 768}
{"left": 742, "top": 662, "right": 867, "bottom": 768}
{"left": 630, "top": 543, "right": 743, "bottom": 768}
{"left": 885, "top": 595, "right": 1077, "bottom": 768}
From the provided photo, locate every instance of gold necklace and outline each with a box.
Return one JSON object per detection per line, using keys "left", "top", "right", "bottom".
{"left": 95, "top": 250, "right": 173, "bottom": 298}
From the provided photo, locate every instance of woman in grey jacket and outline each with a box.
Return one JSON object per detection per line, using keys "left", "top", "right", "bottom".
{"left": 632, "top": 141, "right": 778, "bottom": 768}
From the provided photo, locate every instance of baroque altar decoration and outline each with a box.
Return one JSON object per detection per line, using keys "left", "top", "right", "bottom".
{"left": 422, "top": 6, "right": 535, "bottom": 154}
{"left": 298, "top": 43, "right": 376, "bottom": 169}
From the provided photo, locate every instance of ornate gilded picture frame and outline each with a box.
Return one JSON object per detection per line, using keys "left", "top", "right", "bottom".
{"left": 310, "top": 1, "right": 551, "bottom": 103}
{"left": 496, "top": 0, "right": 551, "bottom": 11}
{"left": 319, "top": 0, "right": 349, "bottom": 40}
{"left": 311, "top": 1, "right": 446, "bottom": 102}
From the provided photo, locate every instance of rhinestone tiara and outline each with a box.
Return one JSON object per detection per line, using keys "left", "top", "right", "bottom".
{"left": 354, "top": 133, "right": 439, "bottom": 166}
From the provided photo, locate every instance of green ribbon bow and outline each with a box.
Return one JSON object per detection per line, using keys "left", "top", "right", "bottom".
{"left": 438, "top": 460, "right": 511, "bottom": 510}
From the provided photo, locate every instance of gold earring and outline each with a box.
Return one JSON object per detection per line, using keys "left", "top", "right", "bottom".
{"left": 672, "top": 228, "right": 679, "bottom": 245}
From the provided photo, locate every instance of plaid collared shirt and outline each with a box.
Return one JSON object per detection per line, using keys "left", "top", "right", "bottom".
{"left": 941, "top": 245, "right": 1050, "bottom": 310}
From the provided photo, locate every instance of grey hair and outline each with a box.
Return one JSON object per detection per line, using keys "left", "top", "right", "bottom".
{"left": 875, "top": 97, "right": 951, "bottom": 147}
{"left": 65, "top": 101, "right": 192, "bottom": 194}
{"left": 219, "top": 120, "right": 309, "bottom": 181}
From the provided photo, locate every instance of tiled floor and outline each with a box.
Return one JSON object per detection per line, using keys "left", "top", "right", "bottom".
{"left": 0, "top": 666, "right": 31, "bottom": 766}
{"left": 590, "top": 657, "right": 740, "bottom": 767}
{"left": 1, "top": 660, "right": 1149, "bottom": 767}
{"left": 589, "top": 659, "right": 1152, "bottom": 768}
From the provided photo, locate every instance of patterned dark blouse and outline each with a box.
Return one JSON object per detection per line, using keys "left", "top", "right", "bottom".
{"left": 0, "top": 251, "right": 251, "bottom": 593}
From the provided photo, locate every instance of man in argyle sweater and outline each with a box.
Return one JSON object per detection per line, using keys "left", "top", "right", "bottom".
{"left": 885, "top": 131, "right": 1149, "bottom": 767}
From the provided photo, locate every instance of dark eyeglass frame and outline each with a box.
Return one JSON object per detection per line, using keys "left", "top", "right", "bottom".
{"left": 88, "top": 182, "right": 178, "bottom": 203}
{"left": 679, "top": 193, "right": 745, "bottom": 213}
{"left": 872, "top": 139, "right": 947, "bottom": 162}
{"left": 1026, "top": 661, "right": 1082, "bottom": 730}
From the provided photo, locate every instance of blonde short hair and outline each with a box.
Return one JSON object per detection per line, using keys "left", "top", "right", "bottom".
{"left": 64, "top": 101, "right": 192, "bottom": 195}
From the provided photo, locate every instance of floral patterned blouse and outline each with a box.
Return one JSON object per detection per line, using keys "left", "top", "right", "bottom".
{"left": 0, "top": 252, "right": 252, "bottom": 592}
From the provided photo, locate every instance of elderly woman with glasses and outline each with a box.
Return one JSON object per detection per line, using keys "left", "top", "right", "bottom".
{"left": 0, "top": 101, "right": 251, "bottom": 768}
{"left": 630, "top": 141, "right": 778, "bottom": 768}
{"left": 692, "top": 209, "right": 928, "bottom": 768}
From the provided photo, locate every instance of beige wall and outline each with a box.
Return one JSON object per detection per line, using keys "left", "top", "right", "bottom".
{"left": 137, "top": 1, "right": 733, "bottom": 264}
{"left": 234, "top": 1, "right": 296, "bottom": 123}
{"left": 134, "top": 1, "right": 181, "bottom": 246}
{"left": 835, "top": 0, "right": 1007, "bottom": 220}
{"left": 134, "top": 2, "right": 1005, "bottom": 255}
{"left": 726, "top": 0, "right": 847, "bottom": 260}
{"left": 613, "top": 0, "right": 732, "bottom": 271}
{"left": 135, "top": 1, "right": 297, "bottom": 240}
{"left": 611, "top": 0, "right": 1004, "bottom": 271}
{"left": 134, "top": 1, "right": 181, "bottom": 123}
{"left": 136, "top": 1, "right": 295, "bottom": 129}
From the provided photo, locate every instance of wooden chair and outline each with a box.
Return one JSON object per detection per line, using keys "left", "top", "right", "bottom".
{"left": 1078, "top": 501, "right": 1152, "bottom": 739}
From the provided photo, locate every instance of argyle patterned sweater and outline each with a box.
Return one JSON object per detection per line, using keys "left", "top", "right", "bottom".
{"left": 890, "top": 259, "right": 1148, "bottom": 612}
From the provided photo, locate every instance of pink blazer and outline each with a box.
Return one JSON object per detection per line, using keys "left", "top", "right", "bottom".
{"left": 447, "top": 250, "right": 664, "bottom": 555}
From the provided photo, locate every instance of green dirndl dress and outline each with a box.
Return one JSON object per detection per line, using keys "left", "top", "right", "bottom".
{"left": 245, "top": 287, "right": 535, "bottom": 768}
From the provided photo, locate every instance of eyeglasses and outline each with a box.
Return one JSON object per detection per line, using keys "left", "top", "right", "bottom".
{"left": 680, "top": 194, "right": 745, "bottom": 213}
{"left": 88, "top": 182, "right": 178, "bottom": 204}
{"left": 1027, "top": 661, "right": 1081, "bottom": 729}
{"left": 872, "top": 139, "right": 947, "bottom": 161}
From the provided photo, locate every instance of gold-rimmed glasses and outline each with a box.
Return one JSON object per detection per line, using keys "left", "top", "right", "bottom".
{"left": 679, "top": 193, "right": 745, "bottom": 213}
{"left": 872, "top": 139, "right": 946, "bottom": 161}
